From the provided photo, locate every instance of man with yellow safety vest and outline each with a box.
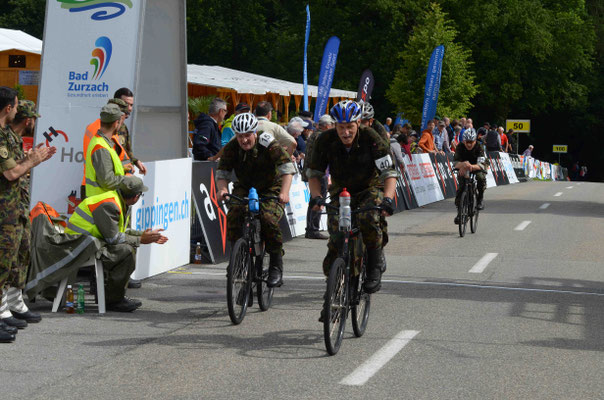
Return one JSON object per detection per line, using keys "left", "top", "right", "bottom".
{"left": 65, "top": 176, "right": 167, "bottom": 312}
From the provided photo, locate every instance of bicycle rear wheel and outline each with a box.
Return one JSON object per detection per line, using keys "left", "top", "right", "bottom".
{"left": 256, "top": 246, "right": 273, "bottom": 311}
{"left": 323, "top": 257, "right": 348, "bottom": 356}
{"left": 470, "top": 189, "right": 479, "bottom": 233}
{"left": 351, "top": 251, "right": 371, "bottom": 338}
{"left": 458, "top": 190, "right": 468, "bottom": 237}
{"left": 226, "top": 238, "right": 252, "bottom": 325}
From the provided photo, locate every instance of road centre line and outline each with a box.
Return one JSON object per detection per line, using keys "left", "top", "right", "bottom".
{"left": 554, "top": 192, "right": 563, "bottom": 197}
{"left": 539, "top": 203, "right": 550, "bottom": 209}
{"left": 468, "top": 253, "right": 498, "bottom": 273}
{"left": 168, "top": 270, "right": 604, "bottom": 297}
{"left": 514, "top": 220, "right": 532, "bottom": 231}
{"left": 566, "top": 186, "right": 574, "bottom": 189}
{"left": 340, "top": 330, "right": 420, "bottom": 386}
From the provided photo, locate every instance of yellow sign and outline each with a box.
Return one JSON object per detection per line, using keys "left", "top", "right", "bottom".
{"left": 553, "top": 145, "right": 567, "bottom": 153}
{"left": 505, "top": 119, "right": 531, "bottom": 133}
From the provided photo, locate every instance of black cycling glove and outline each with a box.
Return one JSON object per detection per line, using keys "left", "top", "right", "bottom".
{"left": 309, "top": 196, "right": 326, "bottom": 208}
{"left": 381, "top": 197, "right": 395, "bottom": 216}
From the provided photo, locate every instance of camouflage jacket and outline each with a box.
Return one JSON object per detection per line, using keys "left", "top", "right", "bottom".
{"left": 307, "top": 126, "right": 397, "bottom": 196}
{"left": 216, "top": 131, "right": 296, "bottom": 195}
{"left": 302, "top": 130, "right": 322, "bottom": 182}
{"left": 0, "top": 125, "right": 29, "bottom": 225}
{"left": 117, "top": 124, "right": 137, "bottom": 164}
{"left": 371, "top": 119, "right": 390, "bottom": 146}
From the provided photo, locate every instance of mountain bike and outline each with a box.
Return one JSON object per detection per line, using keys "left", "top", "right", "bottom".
{"left": 455, "top": 169, "right": 484, "bottom": 237}
{"left": 224, "top": 193, "right": 279, "bottom": 325}
{"left": 322, "top": 203, "right": 384, "bottom": 355}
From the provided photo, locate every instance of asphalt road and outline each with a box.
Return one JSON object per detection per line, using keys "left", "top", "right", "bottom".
{"left": 2, "top": 180, "right": 603, "bottom": 399}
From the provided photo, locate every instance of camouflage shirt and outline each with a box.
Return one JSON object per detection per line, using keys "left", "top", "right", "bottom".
{"left": 117, "top": 124, "right": 137, "bottom": 164}
{"left": 308, "top": 126, "right": 397, "bottom": 196}
{"left": 216, "top": 131, "right": 296, "bottom": 195}
{"left": 371, "top": 119, "right": 390, "bottom": 146}
{"left": 0, "top": 125, "right": 29, "bottom": 225}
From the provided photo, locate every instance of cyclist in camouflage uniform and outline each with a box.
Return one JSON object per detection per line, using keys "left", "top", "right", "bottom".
{"left": 307, "top": 100, "right": 397, "bottom": 294}
{"left": 0, "top": 89, "right": 56, "bottom": 340}
{"left": 216, "top": 113, "right": 296, "bottom": 288}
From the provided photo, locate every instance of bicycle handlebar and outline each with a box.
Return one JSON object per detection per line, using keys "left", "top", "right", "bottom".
{"left": 223, "top": 193, "right": 280, "bottom": 204}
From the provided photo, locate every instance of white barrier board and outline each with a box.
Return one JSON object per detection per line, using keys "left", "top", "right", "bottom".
{"left": 403, "top": 154, "right": 444, "bottom": 206}
{"left": 499, "top": 153, "right": 519, "bottom": 184}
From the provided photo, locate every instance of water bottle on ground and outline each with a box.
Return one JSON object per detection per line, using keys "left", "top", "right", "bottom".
{"left": 65, "top": 285, "right": 75, "bottom": 314}
{"left": 339, "top": 188, "right": 351, "bottom": 231}
{"left": 194, "top": 242, "right": 202, "bottom": 264}
{"left": 76, "top": 284, "right": 85, "bottom": 314}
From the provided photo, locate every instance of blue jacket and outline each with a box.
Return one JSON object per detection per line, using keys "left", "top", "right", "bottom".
{"left": 193, "top": 113, "right": 221, "bottom": 161}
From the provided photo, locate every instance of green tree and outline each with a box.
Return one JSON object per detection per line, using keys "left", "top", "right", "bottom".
{"left": 386, "top": 3, "right": 477, "bottom": 124}
{"left": 0, "top": 0, "right": 46, "bottom": 39}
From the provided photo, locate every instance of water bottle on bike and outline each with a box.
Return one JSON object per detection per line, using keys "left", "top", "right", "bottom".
{"left": 339, "top": 188, "right": 351, "bottom": 231}
{"left": 248, "top": 187, "right": 259, "bottom": 213}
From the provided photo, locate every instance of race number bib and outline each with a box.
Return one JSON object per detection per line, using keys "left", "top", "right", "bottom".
{"left": 258, "top": 132, "right": 274, "bottom": 148}
{"left": 375, "top": 154, "right": 393, "bottom": 171}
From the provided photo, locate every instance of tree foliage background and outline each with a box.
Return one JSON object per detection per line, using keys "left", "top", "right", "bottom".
{"left": 0, "top": 0, "right": 602, "bottom": 180}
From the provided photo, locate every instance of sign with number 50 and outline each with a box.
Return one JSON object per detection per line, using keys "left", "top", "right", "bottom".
{"left": 506, "top": 119, "right": 531, "bottom": 133}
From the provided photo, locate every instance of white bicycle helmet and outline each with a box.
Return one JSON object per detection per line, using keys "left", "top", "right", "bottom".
{"left": 464, "top": 128, "right": 477, "bottom": 141}
{"left": 232, "top": 112, "right": 259, "bottom": 134}
{"left": 361, "top": 102, "right": 375, "bottom": 120}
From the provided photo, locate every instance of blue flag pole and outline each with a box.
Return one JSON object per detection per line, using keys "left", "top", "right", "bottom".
{"left": 420, "top": 45, "right": 445, "bottom": 130}
{"left": 303, "top": 5, "right": 310, "bottom": 112}
{"left": 313, "top": 36, "right": 340, "bottom": 122}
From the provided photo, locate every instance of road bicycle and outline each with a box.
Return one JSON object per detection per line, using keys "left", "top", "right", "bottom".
{"left": 455, "top": 169, "right": 484, "bottom": 237}
{"left": 224, "top": 193, "right": 279, "bottom": 325}
{"left": 322, "top": 203, "right": 384, "bottom": 355}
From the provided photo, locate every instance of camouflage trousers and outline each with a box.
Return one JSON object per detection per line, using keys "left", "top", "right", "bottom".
{"left": 455, "top": 172, "right": 486, "bottom": 207}
{"left": 0, "top": 218, "right": 30, "bottom": 290}
{"left": 227, "top": 199, "right": 285, "bottom": 254}
{"left": 322, "top": 187, "right": 385, "bottom": 276}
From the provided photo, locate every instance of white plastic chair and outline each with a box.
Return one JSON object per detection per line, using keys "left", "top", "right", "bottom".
{"left": 52, "top": 255, "right": 106, "bottom": 314}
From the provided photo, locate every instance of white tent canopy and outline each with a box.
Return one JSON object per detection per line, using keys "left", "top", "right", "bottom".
{"left": 0, "top": 28, "right": 42, "bottom": 54}
{"left": 187, "top": 64, "right": 356, "bottom": 98}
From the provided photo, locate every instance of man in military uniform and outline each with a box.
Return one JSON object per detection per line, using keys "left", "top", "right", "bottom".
{"left": 65, "top": 176, "right": 167, "bottom": 312}
{"left": 308, "top": 100, "right": 397, "bottom": 295}
{"left": 216, "top": 113, "right": 295, "bottom": 287}
{"left": 113, "top": 88, "right": 146, "bottom": 175}
{"left": 360, "top": 102, "right": 390, "bottom": 145}
{"left": 453, "top": 127, "right": 489, "bottom": 224}
{"left": 0, "top": 88, "right": 56, "bottom": 341}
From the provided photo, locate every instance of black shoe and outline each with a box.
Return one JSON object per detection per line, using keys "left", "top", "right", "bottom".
{"left": 267, "top": 252, "right": 283, "bottom": 288}
{"left": 318, "top": 308, "right": 326, "bottom": 323}
{"left": 11, "top": 310, "right": 42, "bottom": 323}
{"left": 454, "top": 215, "right": 460, "bottom": 224}
{"left": 0, "top": 329, "right": 15, "bottom": 343}
{"left": 363, "top": 248, "right": 384, "bottom": 294}
{"left": 1, "top": 316, "right": 27, "bottom": 329}
{"left": 0, "top": 320, "right": 18, "bottom": 335}
{"left": 106, "top": 297, "right": 138, "bottom": 313}
{"left": 123, "top": 296, "right": 142, "bottom": 308}
{"left": 477, "top": 202, "right": 484, "bottom": 211}
{"left": 305, "top": 231, "right": 328, "bottom": 240}
{"left": 127, "top": 279, "right": 142, "bottom": 289}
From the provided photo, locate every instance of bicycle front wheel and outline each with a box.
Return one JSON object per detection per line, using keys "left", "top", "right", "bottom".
{"left": 458, "top": 190, "right": 468, "bottom": 237}
{"left": 470, "top": 189, "right": 479, "bottom": 234}
{"left": 351, "top": 250, "right": 371, "bottom": 338}
{"left": 323, "top": 257, "right": 348, "bottom": 356}
{"left": 256, "top": 247, "right": 273, "bottom": 311}
{"left": 227, "top": 238, "right": 252, "bottom": 325}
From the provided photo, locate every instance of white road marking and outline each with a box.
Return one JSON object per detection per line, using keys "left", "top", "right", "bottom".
{"left": 340, "top": 330, "right": 420, "bottom": 386}
{"left": 469, "top": 253, "right": 498, "bottom": 273}
{"left": 514, "top": 220, "right": 532, "bottom": 231}
{"left": 554, "top": 192, "right": 563, "bottom": 197}
{"left": 539, "top": 203, "right": 550, "bottom": 209}
{"left": 566, "top": 186, "right": 574, "bottom": 189}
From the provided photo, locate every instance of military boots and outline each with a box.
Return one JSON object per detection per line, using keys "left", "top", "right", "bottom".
{"left": 363, "top": 247, "right": 385, "bottom": 294}
{"left": 267, "top": 251, "right": 283, "bottom": 288}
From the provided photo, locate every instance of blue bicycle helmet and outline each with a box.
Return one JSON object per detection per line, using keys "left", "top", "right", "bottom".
{"left": 330, "top": 100, "right": 362, "bottom": 123}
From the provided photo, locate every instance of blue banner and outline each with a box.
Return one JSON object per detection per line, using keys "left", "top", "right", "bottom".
{"left": 420, "top": 45, "right": 445, "bottom": 130}
{"left": 303, "top": 5, "right": 310, "bottom": 111}
{"left": 313, "top": 36, "right": 340, "bottom": 122}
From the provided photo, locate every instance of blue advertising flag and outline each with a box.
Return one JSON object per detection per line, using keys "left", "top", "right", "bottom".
{"left": 303, "top": 5, "right": 311, "bottom": 111}
{"left": 313, "top": 36, "right": 340, "bottom": 122}
{"left": 420, "top": 45, "right": 445, "bottom": 130}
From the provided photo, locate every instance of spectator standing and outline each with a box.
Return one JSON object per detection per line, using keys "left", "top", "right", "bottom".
{"left": 0, "top": 91, "right": 56, "bottom": 341}
{"left": 418, "top": 121, "right": 437, "bottom": 154}
{"left": 444, "top": 117, "right": 454, "bottom": 144}
{"left": 434, "top": 120, "right": 451, "bottom": 154}
{"left": 498, "top": 127, "right": 510, "bottom": 152}
{"left": 506, "top": 129, "right": 518, "bottom": 154}
{"left": 221, "top": 102, "right": 250, "bottom": 147}
{"left": 485, "top": 122, "right": 502, "bottom": 152}
{"left": 255, "top": 101, "right": 296, "bottom": 155}
{"left": 384, "top": 117, "right": 392, "bottom": 133}
{"left": 286, "top": 117, "right": 306, "bottom": 167}
{"left": 114, "top": 88, "right": 146, "bottom": 175}
{"left": 193, "top": 97, "right": 227, "bottom": 161}
{"left": 522, "top": 145, "right": 534, "bottom": 157}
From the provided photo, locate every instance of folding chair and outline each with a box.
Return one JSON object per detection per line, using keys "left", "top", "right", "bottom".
{"left": 52, "top": 255, "right": 106, "bottom": 314}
